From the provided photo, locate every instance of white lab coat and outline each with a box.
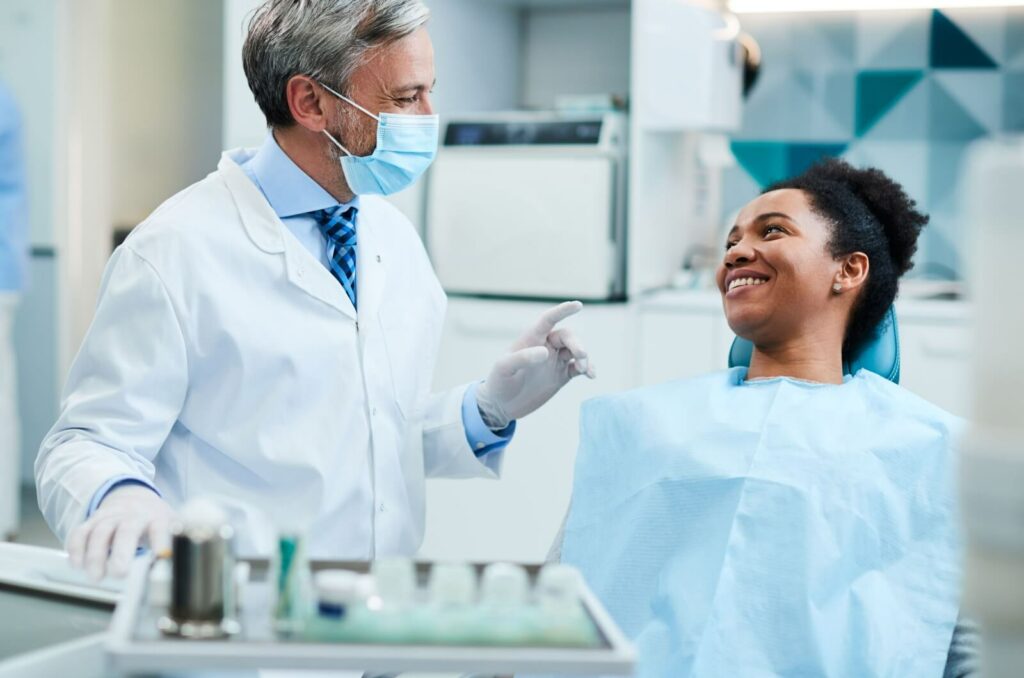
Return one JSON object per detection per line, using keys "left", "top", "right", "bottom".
{"left": 36, "top": 149, "right": 502, "bottom": 558}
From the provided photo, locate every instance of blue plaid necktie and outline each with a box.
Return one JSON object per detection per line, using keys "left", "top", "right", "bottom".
{"left": 312, "top": 205, "right": 358, "bottom": 308}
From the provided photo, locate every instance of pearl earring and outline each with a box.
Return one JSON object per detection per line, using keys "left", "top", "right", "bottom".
{"left": 832, "top": 282, "right": 842, "bottom": 294}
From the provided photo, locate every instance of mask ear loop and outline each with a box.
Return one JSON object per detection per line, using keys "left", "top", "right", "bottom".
{"left": 318, "top": 81, "right": 380, "bottom": 121}
{"left": 317, "top": 80, "right": 381, "bottom": 158}
{"left": 323, "top": 129, "right": 353, "bottom": 157}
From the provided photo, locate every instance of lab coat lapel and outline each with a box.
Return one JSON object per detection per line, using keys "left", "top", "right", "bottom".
{"left": 283, "top": 238, "right": 358, "bottom": 320}
{"left": 218, "top": 152, "right": 356, "bottom": 320}
{"left": 218, "top": 153, "right": 285, "bottom": 255}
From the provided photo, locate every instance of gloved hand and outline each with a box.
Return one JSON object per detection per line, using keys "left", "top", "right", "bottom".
{"left": 476, "top": 301, "right": 595, "bottom": 429}
{"left": 67, "top": 484, "right": 176, "bottom": 581}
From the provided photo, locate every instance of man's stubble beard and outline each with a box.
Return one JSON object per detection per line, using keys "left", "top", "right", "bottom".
{"left": 324, "top": 103, "right": 375, "bottom": 198}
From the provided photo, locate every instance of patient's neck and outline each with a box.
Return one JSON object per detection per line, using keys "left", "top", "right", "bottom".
{"left": 746, "top": 336, "right": 845, "bottom": 385}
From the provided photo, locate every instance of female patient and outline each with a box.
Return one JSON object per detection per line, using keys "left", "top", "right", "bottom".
{"left": 557, "top": 159, "right": 964, "bottom": 676}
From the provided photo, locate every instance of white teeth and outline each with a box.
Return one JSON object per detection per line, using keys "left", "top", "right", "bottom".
{"left": 729, "top": 277, "right": 767, "bottom": 291}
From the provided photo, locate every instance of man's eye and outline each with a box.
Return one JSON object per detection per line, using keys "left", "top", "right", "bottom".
{"left": 397, "top": 96, "right": 418, "bottom": 104}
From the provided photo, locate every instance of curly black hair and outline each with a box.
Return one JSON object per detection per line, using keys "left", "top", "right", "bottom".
{"left": 765, "top": 158, "right": 929, "bottom": 359}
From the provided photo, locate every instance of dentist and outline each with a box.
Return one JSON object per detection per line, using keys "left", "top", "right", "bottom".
{"left": 36, "top": 0, "right": 593, "bottom": 580}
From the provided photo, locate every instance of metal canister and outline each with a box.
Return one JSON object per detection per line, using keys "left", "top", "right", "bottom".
{"left": 158, "top": 500, "right": 240, "bottom": 639}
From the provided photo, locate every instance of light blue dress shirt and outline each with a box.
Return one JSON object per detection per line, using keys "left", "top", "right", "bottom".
{"left": 87, "top": 134, "right": 512, "bottom": 517}
{"left": 0, "top": 83, "right": 28, "bottom": 292}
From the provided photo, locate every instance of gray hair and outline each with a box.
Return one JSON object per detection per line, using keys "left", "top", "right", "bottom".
{"left": 243, "top": 0, "right": 430, "bottom": 127}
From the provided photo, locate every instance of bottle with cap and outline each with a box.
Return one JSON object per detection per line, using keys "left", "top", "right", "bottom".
{"left": 422, "top": 562, "right": 478, "bottom": 644}
{"left": 301, "top": 571, "right": 379, "bottom": 643}
{"left": 313, "top": 569, "right": 362, "bottom": 620}
{"left": 477, "top": 562, "right": 534, "bottom": 645}
{"left": 535, "top": 564, "right": 597, "bottom": 646}
{"left": 363, "top": 558, "right": 418, "bottom": 643}
{"left": 157, "top": 498, "right": 240, "bottom": 639}
{"left": 273, "top": 530, "right": 311, "bottom": 634}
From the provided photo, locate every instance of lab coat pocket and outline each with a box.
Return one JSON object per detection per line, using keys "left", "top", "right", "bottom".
{"left": 379, "top": 305, "right": 434, "bottom": 421}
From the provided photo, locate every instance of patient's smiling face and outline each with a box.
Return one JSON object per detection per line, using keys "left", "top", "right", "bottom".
{"left": 715, "top": 189, "right": 846, "bottom": 348}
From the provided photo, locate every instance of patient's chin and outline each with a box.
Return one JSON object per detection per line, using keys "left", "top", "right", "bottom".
{"left": 725, "top": 308, "right": 768, "bottom": 339}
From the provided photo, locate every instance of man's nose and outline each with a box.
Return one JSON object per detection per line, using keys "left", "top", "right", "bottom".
{"left": 420, "top": 93, "right": 435, "bottom": 116}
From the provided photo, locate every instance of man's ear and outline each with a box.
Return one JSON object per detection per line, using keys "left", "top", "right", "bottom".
{"left": 285, "top": 75, "right": 330, "bottom": 133}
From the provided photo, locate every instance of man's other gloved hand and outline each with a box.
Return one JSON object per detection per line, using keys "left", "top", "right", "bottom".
{"left": 67, "top": 485, "right": 175, "bottom": 581}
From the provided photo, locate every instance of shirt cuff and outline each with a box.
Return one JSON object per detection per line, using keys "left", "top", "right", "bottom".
{"left": 462, "top": 382, "right": 515, "bottom": 457}
{"left": 86, "top": 476, "right": 161, "bottom": 518}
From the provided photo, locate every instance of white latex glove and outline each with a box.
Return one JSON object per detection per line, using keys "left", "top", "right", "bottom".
{"left": 476, "top": 301, "right": 596, "bottom": 429}
{"left": 67, "top": 484, "right": 176, "bottom": 581}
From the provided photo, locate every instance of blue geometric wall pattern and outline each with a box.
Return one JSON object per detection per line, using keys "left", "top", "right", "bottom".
{"left": 731, "top": 141, "right": 848, "bottom": 187}
{"left": 929, "top": 79, "right": 987, "bottom": 140}
{"left": 856, "top": 70, "right": 924, "bottom": 135}
{"left": 931, "top": 10, "right": 997, "bottom": 69}
{"left": 1006, "top": 72, "right": 1024, "bottom": 130}
{"left": 726, "top": 7, "right": 1024, "bottom": 278}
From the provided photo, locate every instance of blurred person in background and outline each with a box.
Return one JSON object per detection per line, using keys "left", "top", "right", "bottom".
{"left": 0, "top": 81, "right": 28, "bottom": 541}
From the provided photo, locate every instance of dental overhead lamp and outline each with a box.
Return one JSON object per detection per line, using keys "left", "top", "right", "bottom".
{"left": 709, "top": 1, "right": 762, "bottom": 97}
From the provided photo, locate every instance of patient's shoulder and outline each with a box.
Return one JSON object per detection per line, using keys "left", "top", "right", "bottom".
{"left": 854, "top": 369, "right": 965, "bottom": 435}
{"left": 581, "top": 369, "right": 740, "bottom": 424}
{"left": 587, "top": 368, "right": 737, "bottom": 403}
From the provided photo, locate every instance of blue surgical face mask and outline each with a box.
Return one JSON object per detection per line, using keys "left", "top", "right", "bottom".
{"left": 319, "top": 82, "right": 439, "bottom": 196}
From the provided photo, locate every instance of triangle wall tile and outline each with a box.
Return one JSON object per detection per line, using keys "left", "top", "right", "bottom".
{"left": 857, "top": 10, "right": 930, "bottom": 68}
{"left": 731, "top": 141, "right": 789, "bottom": 187}
{"left": 855, "top": 70, "right": 925, "bottom": 137}
{"left": 1007, "top": 10, "right": 1024, "bottom": 67}
{"left": 931, "top": 10, "right": 998, "bottom": 69}
{"left": 929, "top": 79, "right": 988, "bottom": 141}
{"left": 932, "top": 72, "right": 1004, "bottom": 134}
{"left": 1004, "top": 72, "right": 1024, "bottom": 131}
{"left": 940, "top": 7, "right": 1007, "bottom": 64}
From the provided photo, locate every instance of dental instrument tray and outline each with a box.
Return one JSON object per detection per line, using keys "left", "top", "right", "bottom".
{"left": 106, "top": 557, "right": 636, "bottom": 675}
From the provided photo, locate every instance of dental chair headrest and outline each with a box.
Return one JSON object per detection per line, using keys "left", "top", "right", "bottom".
{"left": 727, "top": 306, "right": 901, "bottom": 383}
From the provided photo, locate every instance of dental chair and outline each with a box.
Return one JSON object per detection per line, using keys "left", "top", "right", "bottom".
{"left": 727, "top": 306, "right": 901, "bottom": 383}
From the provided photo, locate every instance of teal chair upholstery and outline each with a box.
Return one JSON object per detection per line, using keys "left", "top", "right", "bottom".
{"left": 727, "top": 306, "right": 901, "bottom": 383}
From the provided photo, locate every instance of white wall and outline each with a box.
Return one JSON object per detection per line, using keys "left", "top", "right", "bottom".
{"left": 110, "top": 0, "right": 224, "bottom": 228}
{"left": 223, "top": 0, "right": 265, "bottom": 150}
{"left": 521, "top": 5, "right": 630, "bottom": 110}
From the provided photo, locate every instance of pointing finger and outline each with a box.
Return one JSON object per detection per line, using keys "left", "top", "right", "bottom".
{"left": 532, "top": 301, "right": 583, "bottom": 336}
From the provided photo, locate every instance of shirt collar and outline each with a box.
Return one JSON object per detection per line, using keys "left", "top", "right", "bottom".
{"left": 248, "top": 132, "right": 359, "bottom": 218}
